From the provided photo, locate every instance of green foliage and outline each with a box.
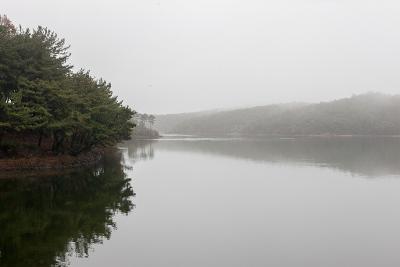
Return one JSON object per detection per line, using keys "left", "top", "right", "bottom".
{"left": 0, "top": 16, "right": 135, "bottom": 155}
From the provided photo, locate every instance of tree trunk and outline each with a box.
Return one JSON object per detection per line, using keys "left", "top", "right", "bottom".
{"left": 52, "top": 131, "right": 65, "bottom": 154}
{"left": 38, "top": 132, "right": 43, "bottom": 148}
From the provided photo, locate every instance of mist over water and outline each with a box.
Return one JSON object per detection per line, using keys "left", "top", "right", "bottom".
{"left": 79, "top": 137, "right": 400, "bottom": 267}
{"left": 3, "top": 137, "right": 397, "bottom": 267}
{"left": 1, "top": 137, "right": 400, "bottom": 266}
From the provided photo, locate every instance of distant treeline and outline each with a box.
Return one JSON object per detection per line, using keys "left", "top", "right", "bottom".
{"left": 0, "top": 16, "right": 135, "bottom": 157}
{"left": 156, "top": 93, "right": 400, "bottom": 136}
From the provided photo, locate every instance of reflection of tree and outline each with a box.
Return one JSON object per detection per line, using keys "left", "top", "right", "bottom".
{"left": 126, "top": 140, "right": 156, "bottom": 163}
{"left": 0, "top": 152, "right": 135, "bottom": 267}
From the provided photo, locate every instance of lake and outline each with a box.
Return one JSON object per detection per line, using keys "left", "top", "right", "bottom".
{"left": 1, "top": 137, "right": 400, "bottom": 266}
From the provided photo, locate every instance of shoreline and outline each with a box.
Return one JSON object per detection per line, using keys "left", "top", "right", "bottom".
{"left": 0, "top": 148, "right": 107, "bottom": 172}
{"left": 156, "top": 133, "right": 400, "bottom": 138}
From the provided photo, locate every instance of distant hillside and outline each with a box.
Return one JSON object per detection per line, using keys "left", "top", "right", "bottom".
{"left": 155, "top": 94, "right": 400, "bottom": 136}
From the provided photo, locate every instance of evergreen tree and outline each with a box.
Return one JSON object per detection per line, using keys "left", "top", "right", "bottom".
{"left": 0, "top": 16, "right": 135, "bottom": 156}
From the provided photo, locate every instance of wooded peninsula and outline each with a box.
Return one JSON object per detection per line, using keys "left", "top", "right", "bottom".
{"left": 0, "top": 16, "right": 135, "bottom": 166}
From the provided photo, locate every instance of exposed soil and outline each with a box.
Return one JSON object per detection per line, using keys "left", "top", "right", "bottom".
{"left": 0, "top": 148, "right": 106, "bottom": 172}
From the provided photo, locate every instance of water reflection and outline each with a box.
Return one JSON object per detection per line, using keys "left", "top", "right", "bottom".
{"left": 0, "top": 152, "right": 135, "bottom": 267}
{"left": 123, "top": 137, "right": 400, "bottom": 177}
{"left": 122, "top": 140, "right": 155, "bottom": 163}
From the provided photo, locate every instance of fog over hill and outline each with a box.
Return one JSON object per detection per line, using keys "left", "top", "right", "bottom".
{"left": 155, "top": 93, "right": 400, "bottom": 136}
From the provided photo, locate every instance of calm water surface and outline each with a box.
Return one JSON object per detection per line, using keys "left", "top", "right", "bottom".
{"left": 1, "top": 137, "right": 400, "bottom": 266}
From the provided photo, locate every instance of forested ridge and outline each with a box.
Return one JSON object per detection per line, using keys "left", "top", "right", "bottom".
{"left": 0, "top": 16, "right": 135, "bottom": 157}
{"left": 156, "top": 93, "right": 400, "bottom": 136}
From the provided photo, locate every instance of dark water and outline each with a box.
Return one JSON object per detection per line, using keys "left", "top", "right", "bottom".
{"left": 1, "top": 137, "right": 400, "bottom": 266}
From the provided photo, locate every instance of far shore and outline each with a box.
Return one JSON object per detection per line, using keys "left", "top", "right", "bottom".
{"left": 155, "top": 133, "right": 400, "bottom": 138}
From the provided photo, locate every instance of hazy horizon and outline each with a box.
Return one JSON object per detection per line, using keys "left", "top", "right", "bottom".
{"left": 155, "top": 92, "right": 398, "bottom": 115}
{"left": 3, "top": 0, "right": 400, "bottom": 114}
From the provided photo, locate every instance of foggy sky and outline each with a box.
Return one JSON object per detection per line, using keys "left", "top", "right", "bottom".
{"left": 3, "top": 0, "right": 400, "bottom": 114}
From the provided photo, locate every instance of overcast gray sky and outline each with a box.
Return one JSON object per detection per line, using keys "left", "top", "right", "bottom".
{"left": 3, "top": 0, "right": 400, "bottom": 114}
